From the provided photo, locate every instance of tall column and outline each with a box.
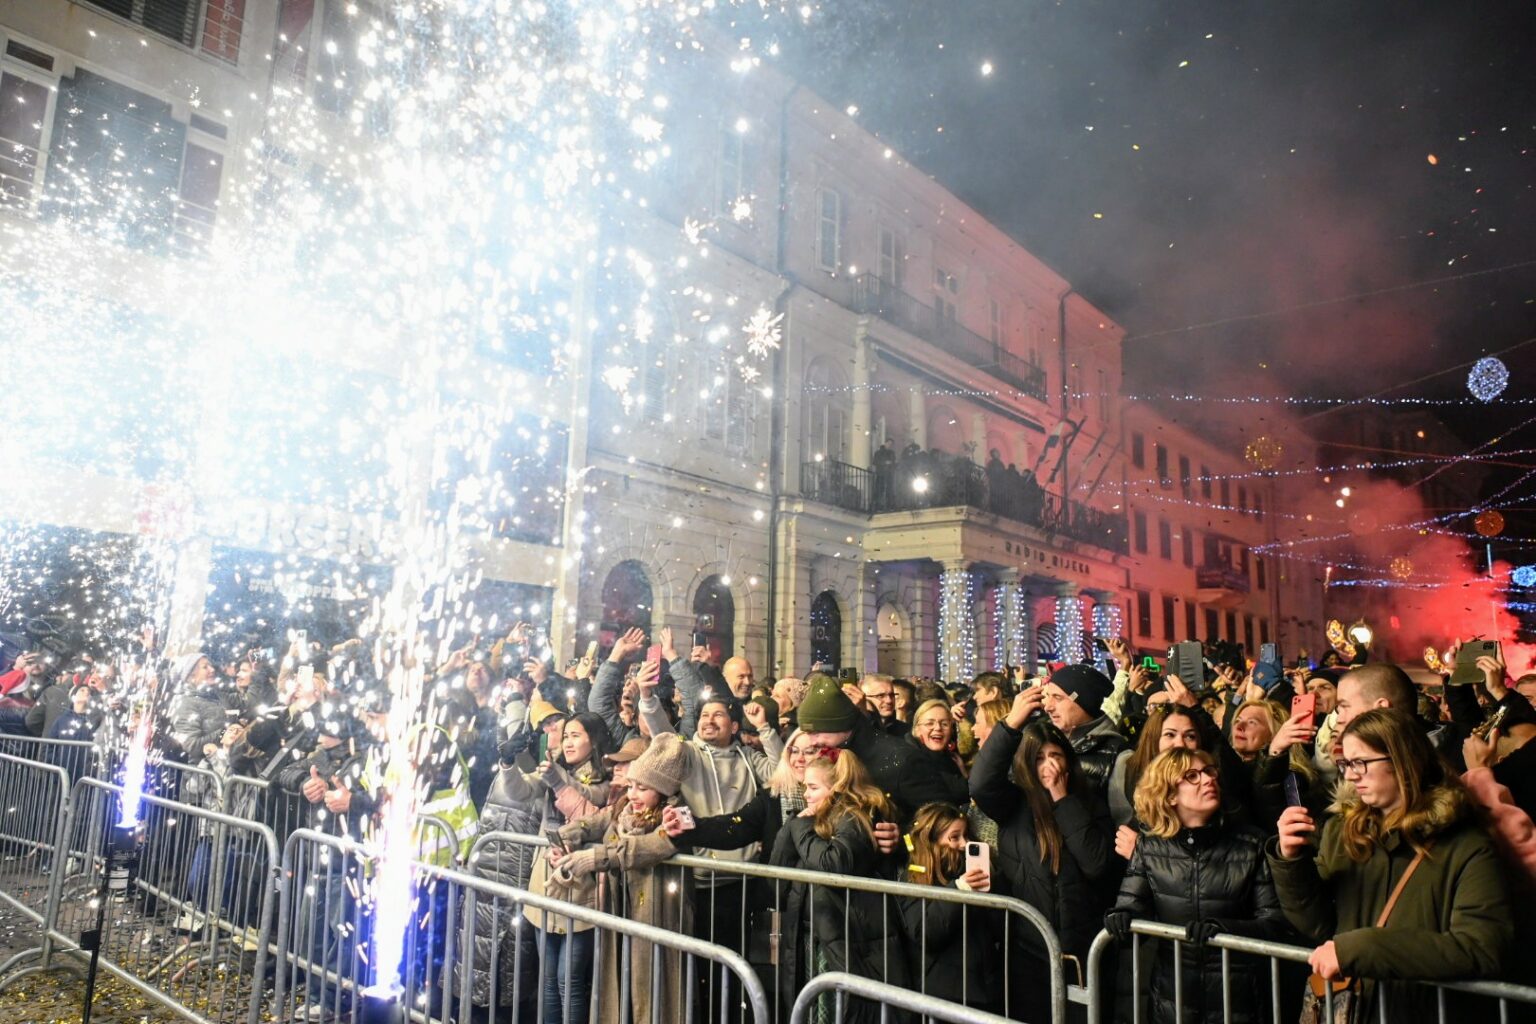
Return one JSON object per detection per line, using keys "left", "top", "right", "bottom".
{"left": 997, "top": 569, "right": 1026, "bottom": 670}
{"left": 849, "top": 560, "right": 876, "bottom": 674}
{"left": 1054, "top": 583, "right": 1084, "bottom": 666}
{"left": 851, "top": 327, "right": 873, "bottom": 469}
{"left": 1088, "top": 589, "right": 1124, "bottom": 645}
{"left": 909, "top": 388, "right": 927, "bottom": 449}
{"left": 937, "top": 559, "right": 976, "bottom": 683}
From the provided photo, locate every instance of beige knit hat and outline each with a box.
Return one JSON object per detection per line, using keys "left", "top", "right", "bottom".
{"left": 625, "top": 732, "right": 688, "bottom": 797}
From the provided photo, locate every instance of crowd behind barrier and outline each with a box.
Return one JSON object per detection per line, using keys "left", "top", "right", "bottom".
{"left": 3, "top": 623, "right": 1536, "bottom": 1024}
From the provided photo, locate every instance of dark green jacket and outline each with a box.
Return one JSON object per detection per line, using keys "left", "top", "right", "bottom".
{"left": 1266, "top": 792, "right": 1512, "bottom": 1023}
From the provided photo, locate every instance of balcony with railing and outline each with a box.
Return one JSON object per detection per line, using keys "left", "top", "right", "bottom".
{"left": 799, "top": 452, "right": 1128, "bottom": 555}
{"left": 851, "top": 274, "right": 1049, "bottom": 402}
{"left": 1196, "top": 564, "right": 1251, "bottom": 596}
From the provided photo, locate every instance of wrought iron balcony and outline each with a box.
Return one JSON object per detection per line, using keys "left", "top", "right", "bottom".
{"left": 800, "top": 458, "right": 872, "bottom": 514}
{"left": 801, "top": 450, "right": 1129, "bottom": 556}
{"left": 851, "top": 274, "right": 1048, "bottom": 402}
{"left": 1196, "top": 564, "right": 1252, "bottom": 594}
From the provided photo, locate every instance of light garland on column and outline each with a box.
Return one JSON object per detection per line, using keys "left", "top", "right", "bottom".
{"left": 938, "top": 565, "right": 977, "bottom": 683}
{"left": 1091, "top": 601, "right": 1123, "bottom": 643}
{"left": 1056, "top": 594, "right": 1084, "bottom": 667}
{"left": 1002, "top": 580, "right": 1026, "bottom": 670}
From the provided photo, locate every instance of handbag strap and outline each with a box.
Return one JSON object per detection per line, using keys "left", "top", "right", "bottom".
{"left": 1375, "top": 845, "right": 1431, "bottom": 928}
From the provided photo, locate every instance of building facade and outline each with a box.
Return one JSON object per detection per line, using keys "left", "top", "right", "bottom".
{"left": 0, "top": 2, "right": 1325, "bottom": 678}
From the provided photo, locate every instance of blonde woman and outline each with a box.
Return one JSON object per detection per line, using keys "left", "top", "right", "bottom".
{"left": 1231, "top": 698, "right": 1322, "bottom": 831}
{"left": 907, "top": 699, "right": 970, "bottom": 805}
{"left": 1107, "top": 747, "right": 1286, "bottom": 1024}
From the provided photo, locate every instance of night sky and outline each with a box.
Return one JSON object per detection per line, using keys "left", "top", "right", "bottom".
{"left": 776, "top": 0, "right": 1535, "bottom": 510}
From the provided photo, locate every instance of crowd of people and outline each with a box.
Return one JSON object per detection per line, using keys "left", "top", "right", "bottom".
{"left": 2, "top": 623, "right": 1535, "bottom": 1024}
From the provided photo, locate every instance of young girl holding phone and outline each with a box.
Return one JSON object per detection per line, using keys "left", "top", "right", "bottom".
{"left": 898, "top": 802, "right": 999, "bottom": 1010}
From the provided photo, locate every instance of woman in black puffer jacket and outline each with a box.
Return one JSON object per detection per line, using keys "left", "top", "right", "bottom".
{"left": 970, "top": 698, "right": 1117, "bottom": 1024}
{"left": 1106, "top": 747, "right": 1289, "bottom": 1024}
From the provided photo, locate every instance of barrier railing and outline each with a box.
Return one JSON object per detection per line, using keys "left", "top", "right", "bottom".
{"left": 470, "top": 828, "right": 1069, "bottom": 1024}
{"left": 0, "top": 733, "right": 110, "bottom": 783}
{"left": 0, "top": 776, "right": 282, "bottom": 1024}
{"left": 1083, "top": 919, "right": 1536, "bottom": 1024}
{"left": 791, "top": 971, "right": 1018, "bottom": 1024}
{"left": 278, "top": 827, "right": 772, "bottom": 1024}
{"left": 0, "top": 753, "right": 73, "bottom": 976}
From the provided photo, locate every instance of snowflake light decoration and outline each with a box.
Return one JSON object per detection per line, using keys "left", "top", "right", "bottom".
{"left": 1389, "top": 556, "right": 1413, "bottom": 580}
{"left": 1244, "top": 435, "right": 1283, "bottom": 471}
{"left": 1512, "top": 565, "right": 1536, "bottom": 588}
{"left": 1468, "top": 357, "right": 1509, "bottom": 402}
{"left": 743, "top": 306, "right": 784, "bottom": 359}
{"left": 601, "top": 365, "right": 636, "bottom": 397}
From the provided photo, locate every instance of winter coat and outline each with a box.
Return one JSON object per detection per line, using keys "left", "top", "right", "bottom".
{"left": 1114, "top": 822, "right": 1289, "bottom": 1024}
{"left": 168, "top": 687, "right": 228, "bottom": 761}
{"left": 844, "top": 716, "right": 959, "bottom": 825}
{"left": 26, "top": 683, "right": 98, "bottom": 738}
{"left": 588, "top": 661, "right": 642, "bottom": 750}
{"left": 903, "top": 738, "right": 970, "bottom": 808}
{"left": 1067, "top": 714, "right": 1129, "bottom": 803}
{"left": 1267, "top": 788, "right": 1513, "bottom": 1024}
{"left": 466, "top": 757, "right": 611, "bottom": 1007}
{"left": 969, "top": 720, "right": 1119, "bottom": 962}
{"left": 897, "top": 876, "right": 1001, "bottom": 1008}
{"left": 769, "top": 811, "right": 911, "bottom": 1024}
{"left": 556, "top": 801, "right": 689, "bottom": 1024}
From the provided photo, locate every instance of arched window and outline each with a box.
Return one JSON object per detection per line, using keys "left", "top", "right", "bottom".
{"left": 693, "top": 574, "right": 735, "bottom": 663}
{"left": 803, "top": 357, "right": 850, "bottom": 464}
{"left": 810, "top": 590, "right": 842, "bottom": 670}
{"left": 1035, "top": 621, "right": 1058, "bottom": 662}
{"left": 876, "top": 600, "right": 907, "bottom": 677}
{"left": 600, "top": 561, "right": 652, "bottom": 650}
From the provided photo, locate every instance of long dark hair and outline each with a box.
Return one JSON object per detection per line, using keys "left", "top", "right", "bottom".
{"left": 560, "top": 711, "right": 615, "bottom": 780}
{"left": 1012, "top": 720, "right": 1083, "bottom": 874}
{"left": 1123, "top": 705, "right": 1213, "bottom": 807}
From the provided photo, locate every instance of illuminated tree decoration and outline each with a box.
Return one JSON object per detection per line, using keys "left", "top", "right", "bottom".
{"left": 1513, "top": 565, "right": 1536, "bottom": 588}
{"left": 1474, "top": 510, "right": 1506, "bottom": 537}
{"left": 1467, "top": 357, "right": 1509, "bottom": 403}
{"left": 1243, "top": 435, "right": 1284, "bottom": 471}
{"left": 1389, "top": 556, "right": 1413, "bottom": 580}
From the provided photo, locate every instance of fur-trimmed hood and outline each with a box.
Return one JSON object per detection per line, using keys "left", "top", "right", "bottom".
{"left": 1329, "top": 777, "right": 1475, "bottom": 846}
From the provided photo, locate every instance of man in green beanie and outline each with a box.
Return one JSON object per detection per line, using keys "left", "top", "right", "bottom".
{"left": 796, "top": 671, "right": 955, "bottom": 824}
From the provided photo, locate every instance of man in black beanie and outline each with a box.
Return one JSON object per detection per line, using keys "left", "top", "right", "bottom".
{"left": 1038, "top": 663, "right": 1126, "bottom": 799}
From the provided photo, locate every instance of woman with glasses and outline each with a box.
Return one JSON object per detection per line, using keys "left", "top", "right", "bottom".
{"left": 906, "top": 699, "right": 971, "bottom": 805}
{"left": 1106, "top": 748, "right": 1286, "bottom": 1024}
{"left": 970, "top": 700, "right": 1117, "bottom": 1023}
{"left": 1271, "top": 709, "right": 1512, "bottom": 1023}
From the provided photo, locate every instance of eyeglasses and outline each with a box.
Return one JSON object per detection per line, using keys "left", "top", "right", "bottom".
{"left": 1336, "top": 756, "right": 1391, "bottom": 778}
{"left": 1178, "top": 766, "right": 1220, "bottom": 786}
{"left": 865, "top": 691, "right": 895, "bottom": 702}
{"left": 788, "top": 746, "right": 818, "bottom": 760}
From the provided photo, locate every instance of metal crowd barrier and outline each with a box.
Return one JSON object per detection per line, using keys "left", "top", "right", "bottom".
{"left": 0, "top": 753, "right": 73, "bottom": 977}
{"left": 0, "top": 775, "right": 281, "bottom": 1024}
{"left": 277, "top": 827, "right": 771, "bottom": 1024}
{"left": 1082, "top": 919, "right": 1536, "bottom": 1024}
{"left": 470, "top": 829, "right": 1068, "bottom": 1024}
{"left": 791, "top": 971, "right": 1018, "bottom": 1024}
{"left": 0, "top": 733, "right": 110, "bottom": 784}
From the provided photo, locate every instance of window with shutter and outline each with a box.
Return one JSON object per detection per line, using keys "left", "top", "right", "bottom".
{"left": 174, "top": 142, "right": 223, "bottom": 251}
{"left": 85, "top": 0, "right": 199, "bottom": 47}
{"left": 639, "top": 349, "right": 669, "bottom": 424}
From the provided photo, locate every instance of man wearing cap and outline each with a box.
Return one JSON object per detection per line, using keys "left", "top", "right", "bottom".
{"left": 1037, "top": 664, "right": 1128, "bottom": 799}
{"left": 795, "top": 672, "right": 955, "bottom": 824}
{"left": 635, "top": 659, "right": 778, "bottom": 1018}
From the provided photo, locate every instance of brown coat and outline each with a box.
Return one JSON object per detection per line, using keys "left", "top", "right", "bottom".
{"left": 556, "top": 802, "right": 693, "bottom": 1024}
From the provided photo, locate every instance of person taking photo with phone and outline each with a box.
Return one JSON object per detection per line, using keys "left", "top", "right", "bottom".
{"left": 970, "top": 699, "right": 1117, "bottom": 1023}
{"left": 1269, "top": 709, "right": 1512, "bottom": 1024}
